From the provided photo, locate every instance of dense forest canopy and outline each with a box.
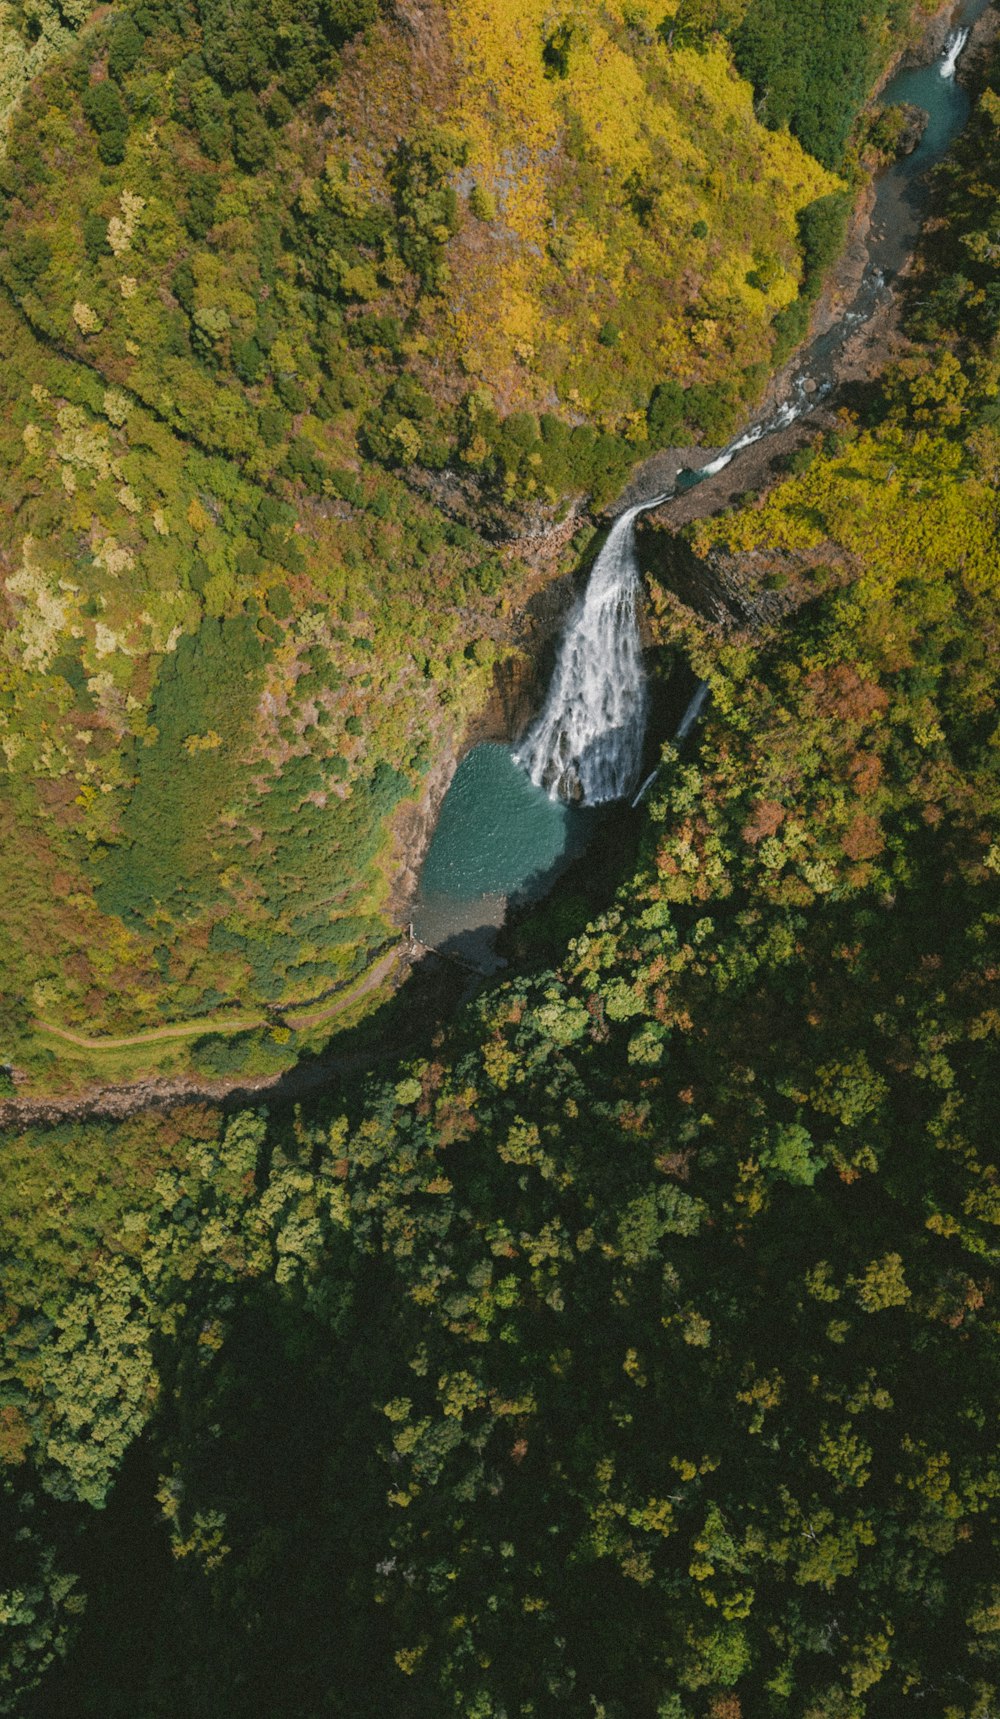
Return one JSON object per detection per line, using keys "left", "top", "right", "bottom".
{"left": 4, "top": 0, "right": 1000, "bottom": 1714}
{"left": 0, "top": 0, "right": 925, "bottom": 1088}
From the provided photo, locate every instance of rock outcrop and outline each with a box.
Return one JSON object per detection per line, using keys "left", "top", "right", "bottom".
{"left": 635, "top": 515, "right": 858, "bottom": 639}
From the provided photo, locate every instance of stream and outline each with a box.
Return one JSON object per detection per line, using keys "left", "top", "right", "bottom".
{"left": 413, "top": 2, "right": 990, "bottom": 967}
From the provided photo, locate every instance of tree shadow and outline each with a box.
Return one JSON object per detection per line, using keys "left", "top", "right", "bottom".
{"left": 30, "top": 1264, "right": 403, "bottom": 1719}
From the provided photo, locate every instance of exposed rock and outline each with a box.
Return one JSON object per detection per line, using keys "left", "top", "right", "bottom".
{"left": 895, "top": 101, "right": 931, "bottom": 155}
{"left": 960, "top": 0, "right": 1000, "bottom": 84}
{"left": 406, "top": 461, "right": 586, "bottom": 548}
{"left": 634, "top": 517, "right": 858, "bottom": 640}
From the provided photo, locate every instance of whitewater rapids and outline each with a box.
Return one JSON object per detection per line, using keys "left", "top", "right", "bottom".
{"left": 941, "top": 27, "right": 969, "bottom": 77}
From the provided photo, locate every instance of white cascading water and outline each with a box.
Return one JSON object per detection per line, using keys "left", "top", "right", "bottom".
{"left": 515, "top": 392, "right": 809, "bottom": 805}
{"left": 513, "top": 499, "right": 662, "bottom": 803}
{"left": 630, "top": 680, "right": 711, "bottom": 808}
{"left": 941, "top": 27, "right": 969, "bottom": 77}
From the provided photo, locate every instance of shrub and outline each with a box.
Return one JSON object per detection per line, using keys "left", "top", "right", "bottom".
{"left": 233, "top": 337, "right": 265, "bottom": 385}
{"left": 392, "top": 125, "right": 467, "bottom": 288}
{"left": 230, "top": 92, "right": 274, "bottom": 171}
{"left": 108, "top": 17, "right": 144, "bottom": 82}
{"left": 648, "top": 380, "right": 685, "bottom": 447}
{"left": 797, "top": 192, "right": 852, "bottom": 293}
{"left": 276, "top": 374, "right": 307, "bottom": 413}
{"left": 185, "top": 171, "right": 219, "bottom": 240}
{"left": 190, "top": 1031, "right": 252, "bottom": 1075}
{"left": 82, "top": 82, "right": 129, "bottom": 165}
{"left": 686, "top": 382, "right": 738, "bottom": 444}
{"left": 259, "top": 405, "right": 291, "bottom": 446}
{"left": 468, "top": 184, "right": 496, "bottom": 221}
{"left": 771, "top": 296, "right": 810, "bottom": 366}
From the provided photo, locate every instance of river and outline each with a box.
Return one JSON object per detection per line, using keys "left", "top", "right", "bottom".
{"left": 412, "top": 0, "right": 992, "bottom": 967}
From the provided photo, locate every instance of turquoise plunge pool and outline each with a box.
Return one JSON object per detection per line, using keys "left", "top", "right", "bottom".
{"left": 412, "top": 744, "right": 591, "bottom": 963}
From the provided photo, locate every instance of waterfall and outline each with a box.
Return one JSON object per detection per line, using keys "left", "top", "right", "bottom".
{"left": 513, "top": 393, "right": 810, "bottom": 808}
{"left": 513, "top": 499, "right": 662, "bottom": 804}
{"left": 506, "top": 5, "right": 977, "bottom": 814}
{"left": 941, "top": 27, "right": 969, "bottom": 77}
{"left": 674, "top": 678, "right": 711, "bottom": 744}
{"left": 631, "top": 681, "right": 711, "bottom": 808}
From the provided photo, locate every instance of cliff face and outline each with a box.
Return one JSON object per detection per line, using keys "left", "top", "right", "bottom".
{"left": 635, "top": 512, "right": 857, "bottom": 638}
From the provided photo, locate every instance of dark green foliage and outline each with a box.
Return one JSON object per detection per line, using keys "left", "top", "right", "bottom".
{"left": 208, "top": 754, "right": 406, "bottom": 996}
{"left": 455, "top": 402, "right": 634, "bottom": 506}
{"left": 363, "top": 374, "right": 453, "bottom": 468}
{"left": 49, "top": 649, "right": 92, "bottom": 706}
{"left": 231, "top": 335, "right": 264, "bottom": 383}
{"left": 771, "top": 292, "right": 811, "bottom": 365}
{"left": 685, "top": 379, "right": 739, "bottom": 442}
{"left": 2, "top": 233, "right": 51, "bottom": 296}
{"left": 798, "top": 191, "right": 852, "bottom": 292}
{"left": 279, "top": 435, "right": 328, "bottom": 490}
{"left": 275, "top": 373, "right": 307, "bottom": 413}
{"left": 267, "top": 583, "right": 293, "bottom": 619}
{"left": 392, "top": 125, "right": 467, "bottom": 289}
{"left": 81, "top": 212, "right": 109, "bottom": 262}
{"left": 345, "top": 310, "right": 403, "bottom": 353}
{"left": 734, "top": 0, "right": 906, "bottom": 167}
{"left": 542, "top": 20, "right": 573, "bottom": 78}
{"left": 107, "top": 17, "right": 144, "bottom": 82}
{"left": 906, "top": 77, "right": 1000, "bottom": 348}
{"left": 266, "top": 88, "right": 294, "bottom": 127}
{"left": 197, "top": 0, "right": 377, "bottom": 100}
{"left": 172, "top": 55, "right": 230, "bottom": 158}
{"left": 784, "top": 441, "right": 817, "bottom": 474}
{"left": 170, "top": 256, "right": 197, "bottom": 314}
{"left": 184, "top": 169, "right": 219, "bottom": 240}
{"left": 190, "top": 1031, "right": 252, "bottom": 1072}
{"left": 647, "top": 379, "right": 686, "bottom": 447}
{"left": 230, "top": 92, "right": 273, "bottom": 171}
{"left": 259, "top": 403, "right": 291, "bottom": 445}
{"left": 663, "top": 0, "right": 751, "bottom": 48}
{"left": 82, "top": 81, "right": 129, "bottom": 165}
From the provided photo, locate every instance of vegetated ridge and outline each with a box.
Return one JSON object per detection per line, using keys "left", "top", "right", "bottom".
{"left": 0, "top": 0, "right": 933, "bottom": 1092}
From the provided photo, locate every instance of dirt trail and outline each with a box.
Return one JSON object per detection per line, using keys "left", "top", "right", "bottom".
{"left": 36, "top": 1014, "right": 262, "bottom": 1050}
{"left": 32, "top": 946, "right": 404, "bottom": 1051}
{"left": 0, "top": 948, "right": 412, "bottom": 1129}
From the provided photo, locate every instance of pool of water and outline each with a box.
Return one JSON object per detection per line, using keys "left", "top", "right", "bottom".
{"left": 870, "top": 0, "right": 989, "bottom": 277}
{"left": 413, "top": 744, "right": 591, "bottom": 964}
